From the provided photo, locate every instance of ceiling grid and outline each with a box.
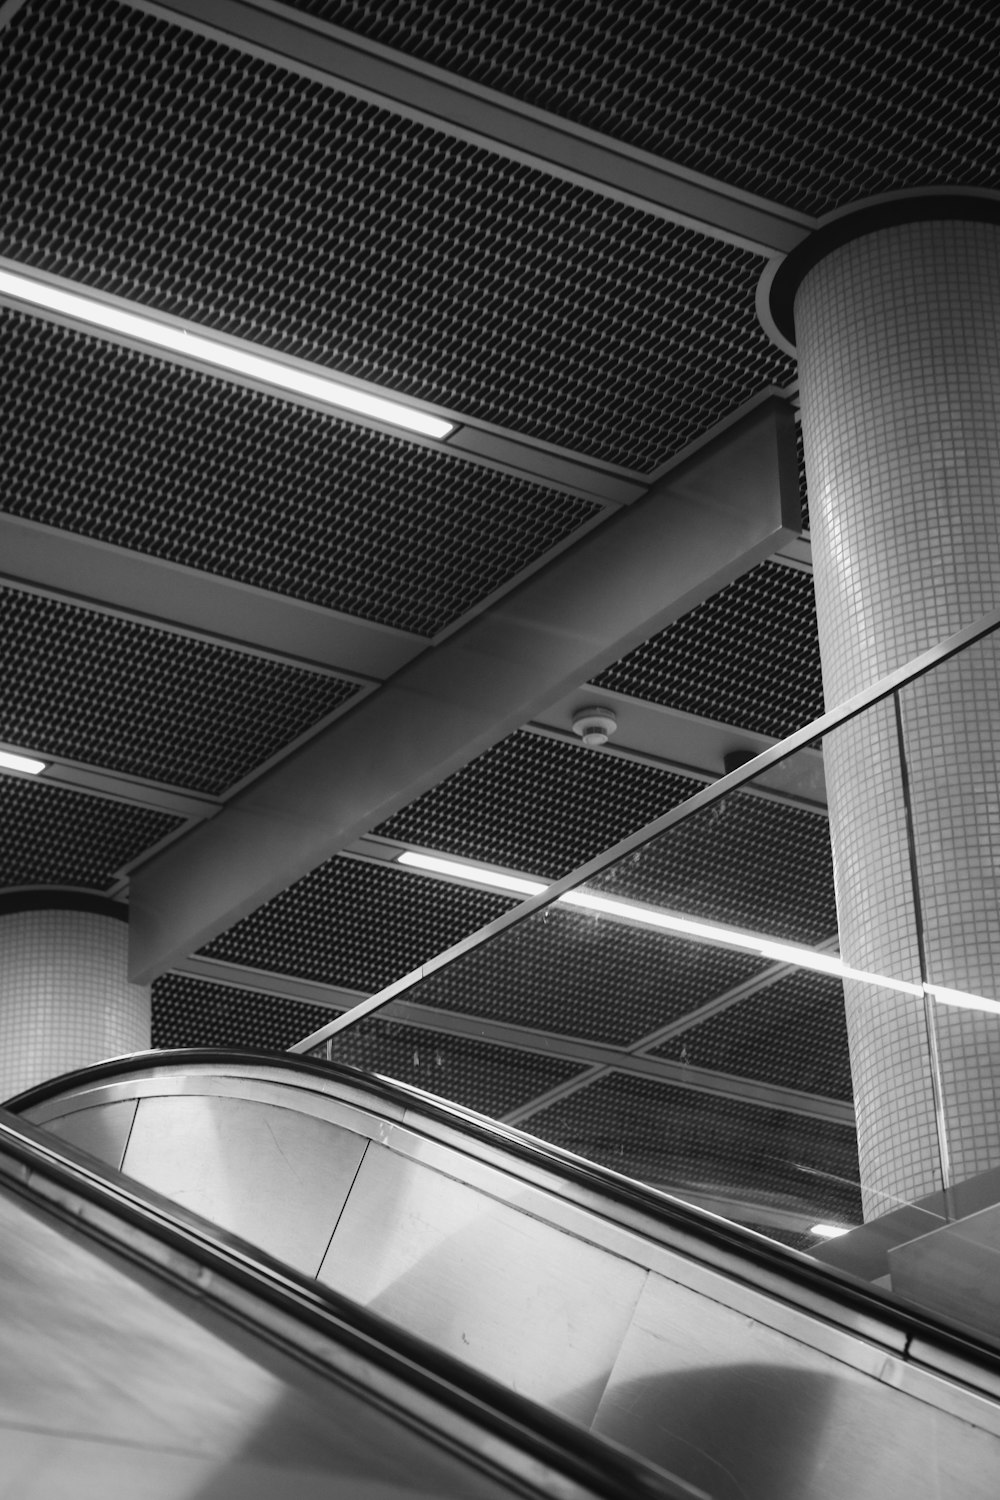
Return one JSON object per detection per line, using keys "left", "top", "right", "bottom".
{"left": 7, "top": 0, "right": 991, "bottom": 1226}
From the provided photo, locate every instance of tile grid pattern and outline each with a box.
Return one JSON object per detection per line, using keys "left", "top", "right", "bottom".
{"left": 0, "top": 910, "right": 149, "bottom": 1100}
{"left": 797, "top": 220, "right": 1000, "bottom": 1214}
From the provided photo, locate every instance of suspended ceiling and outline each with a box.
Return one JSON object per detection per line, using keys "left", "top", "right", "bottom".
{"left": 3, "top": 0, "right": 997, "bottom": 1243}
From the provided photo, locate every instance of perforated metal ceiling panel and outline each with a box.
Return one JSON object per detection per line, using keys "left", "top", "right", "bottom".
{"left": 325, "top": 1012, "right": 587, "bottom": 1117}
{"left": 402, "top": 906, "right": 771, "bottom": 1047}
{"left": 0, "top": 585, "right": 357, "bottom": 795}
{"left": 0, "top": 309, "right": 598, "bottom": 635}
{"left": 0, "top": 774, "right": 181, "bottom": 890}
{"left": 0, "top": 0, "right": 793, "bottom": 471}
{"left": 593, "top": 560, "right": 823, "bottom": 738}
{"left": 292, "top": 0, "right": 1000, "bottom": 216}
{"left": 152, "top": 973, "right": 331, "bottom": 1053}
{"left": 520, "top": 1072, "right": 861, "bottom": 1222}
{"left": 593, "top": 791, "right": 836, "bottom": 947}
{"left": 376, "top": 730, "right": 702, "bottom": 879}
{"left": 202, "top": 857, "right": 515, "bottom": 991}
{"left": 652, "top": 971, "right": 853, "bottom": 1100}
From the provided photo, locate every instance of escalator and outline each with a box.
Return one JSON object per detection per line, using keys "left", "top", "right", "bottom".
{"left": 8, "top": 1049, "right": 1000, "bottom": 1500}
{"left": 0, "top": 1100, "right": 693, "bottom": 1500}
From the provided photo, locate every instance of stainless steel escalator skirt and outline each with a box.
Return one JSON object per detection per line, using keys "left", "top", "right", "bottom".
{"left": 0, "top": 1107, "right": 687, "bottom": 1500}
{"left": 11, "top": 1049, "right": 1000, "bottom": 1500}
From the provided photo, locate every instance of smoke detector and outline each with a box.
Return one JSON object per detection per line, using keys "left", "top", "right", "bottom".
{"left": 572, "top": 706, "right": 617, "bottom": 747}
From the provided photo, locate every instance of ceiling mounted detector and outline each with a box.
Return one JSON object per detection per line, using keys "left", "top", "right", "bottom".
{"left": 571, "top": 706, "right": 618, "bottom": 747}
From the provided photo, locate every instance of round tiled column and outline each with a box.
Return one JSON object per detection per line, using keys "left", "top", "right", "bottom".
{"left": 0, "top": 895, "right": 150, "bottom": 1101}
{"left": 762, "top": 197, "right": 1000, "bottom": 1218}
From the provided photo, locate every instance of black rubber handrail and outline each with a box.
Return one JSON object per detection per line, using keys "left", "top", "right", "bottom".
{"left": 9, "top": 1046, "right": 1000, "bottom": 1388}
{"left": 0, "top": 1104, "right": 686, "bottom": 1500}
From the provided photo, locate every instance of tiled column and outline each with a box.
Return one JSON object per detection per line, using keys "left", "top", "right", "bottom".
{"left": 762, "top": 198, "right": 1000, "bottom": 1218}
{"left": 0, "top": 896, "right": 150, "bottom": 1101}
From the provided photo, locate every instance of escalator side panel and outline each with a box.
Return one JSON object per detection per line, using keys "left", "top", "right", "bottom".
{"left": 317, "top": 1137, "right": 649, "bottom": 1427}
{"left": 121, "top": 1093, "right": 368, "bottom": 1276}
{"left": 42, "top": 1096, "right": 137, "bottom": 1169}
{"left": 0, "top": 1177, "right": 523, "bottom": 1500}
{"left": 16, "top": 1057, "right": 1000, "bottom": 1500}
{"left": 594, "top": 1268, "right": 1000, "bottom": 1500}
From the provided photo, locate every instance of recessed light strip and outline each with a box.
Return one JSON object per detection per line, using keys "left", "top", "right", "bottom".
{"left": 397, "top": 849, "right": 1000, "bottom": 1015}
{"left": 397, "top": 851, "right": 548, "bottom": 896}
{"left": 0, "top": 267, "right": 456, "bottom": 441}
{"left": 0, "top": 749, "right": 46, "bottom": 775}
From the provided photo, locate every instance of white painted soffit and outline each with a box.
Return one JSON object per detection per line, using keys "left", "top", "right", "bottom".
{"left": 128, "top": 394, "right": 800, "bottom": 982}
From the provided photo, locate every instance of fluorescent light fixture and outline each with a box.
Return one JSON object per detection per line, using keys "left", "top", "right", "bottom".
{"left": 0, "top": 749, "right": 46, "bottom": 775}
{"left": 396, "top": 849, "right": 998, "bottom": 1013}
{"left": 397, "top": 851, "right": 547, "bottom": 897}
{"left": 559, "top": 889, "right": 923, "bottom": 998}
{"left": 810, "top": 1223, "right": 850, "bottom": 1239}
{"left": 0, "top": 267, "right": 455, "bottom": 440}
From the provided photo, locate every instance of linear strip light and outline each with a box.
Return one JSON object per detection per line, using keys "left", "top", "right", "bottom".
{"left": 397, "top": 851, "right": 547, "bottom": 896}
{"left": 559, "top": 889, "right": 924, "bottom": 1000}
{"left": 397, "top": 850, "right": 1000, "bottom": 1013}
{"left": 0, "top": 749, "right": 46, "bottom": 775}
{"left": 810, "top": 1223, "right": 850, "bottom": 1239}
{"left": 0, "top": 267, "right": 456, "bottom": 441}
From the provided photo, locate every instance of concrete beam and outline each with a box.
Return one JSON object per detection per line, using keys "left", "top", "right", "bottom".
{"left": 129, "top": 395, "right": 800, "bottom": 981}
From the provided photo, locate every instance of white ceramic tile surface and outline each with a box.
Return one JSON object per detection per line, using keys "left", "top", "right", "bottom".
{"left": 0, "top": 909, "right": 150, "bottom": 1100}
{"left": 798, "top": 220, "right": 1000, "bottom": 1215}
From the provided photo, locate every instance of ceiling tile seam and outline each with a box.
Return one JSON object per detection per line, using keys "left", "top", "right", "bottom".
{"left": 0, "top": 274, "right": 649, "bottom": 493}
{"left": 522, "top": 723, "right": 721, "bottom": 790}
{"left": 138, "top": 0, "right": 812, "bottom": 255}
{"left": 0, "top": 764, "right": 205, "bottom": 824}
{"left": 503, "top": 1062, "right": 854, "bottom": 1134}
{"left": 0, "top": 571, "right": 379, "bottom": 685}
{"left": 0, "top": 515, "right": 425, "bottom": 679}
{"left": 8, "top": 685, "right": 374, "bottom": 816}
{"left": 0, "top": 752, "right": 220, "bottom": 820}
{"left": 525, "top": 719, "right": 826, "bottom": 816}
{"left": 0, "top": 699, "right": 374, "bottom": 813}
{"left": 412, "top": 726, "right": 827, "bottom": 819}
{"left": 167, "top": 957, "right": 848, "bottom": 1122}
{"left": 50, "top": 684, "right": 386, "bottom": 833}
{"left": 559, "top": 706, "right": 827, "bottom": 814}
{"left": 500, "top": 1068, "right": 606, "bottom": 1126}
{"left": 629, "top": 938, "right": 844, "bottom": 1054}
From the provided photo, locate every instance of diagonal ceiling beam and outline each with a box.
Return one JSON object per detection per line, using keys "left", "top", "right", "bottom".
{"left": 129, "top": 394, "right": 800, "bottom": 982}
{"left": 138, "top": 0, "right": 812, "bottom": 257}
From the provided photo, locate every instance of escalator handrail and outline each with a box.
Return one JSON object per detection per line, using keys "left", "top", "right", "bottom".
{"left": 8, "top": 1045, "right": 1000, "bottom": 1394}
{"left": 0, "top": 1104, "right": 690, "bottom": 1500}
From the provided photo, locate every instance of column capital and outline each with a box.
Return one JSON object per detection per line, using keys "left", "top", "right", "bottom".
{"left": 757, "top": 188, "right": 1000, "bottom": 354}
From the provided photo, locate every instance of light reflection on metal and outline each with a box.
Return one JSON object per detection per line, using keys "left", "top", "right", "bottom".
{"left": 292, "top": 607, "right": 1000, "bottom": 1056}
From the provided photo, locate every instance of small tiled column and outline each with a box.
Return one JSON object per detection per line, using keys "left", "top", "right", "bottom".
{"left": 0, "top": 895, "right": 150, "bottom": 1101}
{"left": 761, "top": 196, "right": 1000, "bottom": 1218}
